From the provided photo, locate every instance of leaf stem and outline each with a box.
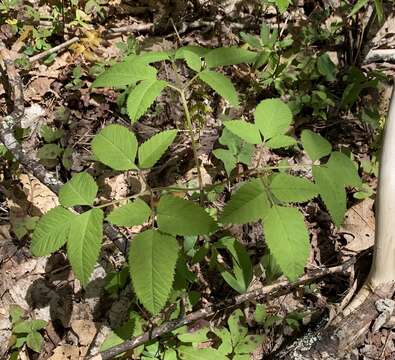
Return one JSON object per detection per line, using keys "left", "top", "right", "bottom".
{"left": 179, "top": 89, "right": 204, "bottom": 204}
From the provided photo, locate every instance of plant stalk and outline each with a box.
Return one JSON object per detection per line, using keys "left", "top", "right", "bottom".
{"left": 179, "top": 89, "right": 204, "bottom": 203}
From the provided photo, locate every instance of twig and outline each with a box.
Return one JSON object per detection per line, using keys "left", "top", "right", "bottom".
{"left": 89, "top": 258, "right": 356, "bottom": 360}
{"left": 29, "top": 37, "right": 80, "bottom": 63}
{"left": 105, "top": 23, "right": 154, "bottom": 36}
{"left": 0, "top": 41, "right": 129, "bottom": 254}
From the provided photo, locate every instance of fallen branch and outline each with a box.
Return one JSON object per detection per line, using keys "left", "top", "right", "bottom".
{"left": 88, "top": 258, "right": 356, "bottom": 360}
{"left": 29, "top": 36, "right": 80, "bottom": 63}
{"left": 363, "top": 49, "right": 395, "bottom": 64}
{"left": 0, "top": 41, "right": 129, "bottom": 253}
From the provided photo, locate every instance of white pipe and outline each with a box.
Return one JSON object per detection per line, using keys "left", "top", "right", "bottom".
{"left": 367, "top": 84, "right": 395, "bottom": 288}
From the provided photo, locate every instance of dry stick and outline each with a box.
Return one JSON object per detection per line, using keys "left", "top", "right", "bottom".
{"left": 363, "top": 49, "right": 395, "bottom": 64}
{"left": 105, "top": 23, "right": 154, "bottom": 36}
{"left": 0, "top": 42, "right": 129, "bottom": 254}
{"left": 90, "top": 258, "right": 356, "bottom": 360}
{"left": 29, "top": 36, "right": 80, "bottom": 63}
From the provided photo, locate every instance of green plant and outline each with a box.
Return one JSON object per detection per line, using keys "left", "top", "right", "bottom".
{"left": 8, "top": 305, "right": 47, "bottom": 357}
{"left": 29, "top": 43, "right": 365, "bottom": 356}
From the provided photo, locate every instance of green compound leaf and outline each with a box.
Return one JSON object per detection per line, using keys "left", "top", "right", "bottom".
{"left": 327, "top": 151, "right": 362, "bottom": 188}
{"left": 127, "top": 79, "right": 168, "bottom": 123}
{"left": 59, "top": 172, "right": 98, "bottom": 207}
{"left": 301, "top": 129, "right": 332, "bottom": 161}
{"left": 157, "top": 195, "right": 218, "bottom": 236}
{"left": 30, "top": 206, "right": 75, "bottom": 256}
{"left": 313, "top": 165, "right": 346, "bottom": 227}
{"left": 219, "top": 178, "right": 270, "bottom": 224}
{"left": 92, "top": 61, "right": 157, "bottom": 87}
{"left": 107, "top": 199, "right": 151, "bottom": 227}
{"left": 67, "top": 209, "right": 103, "bottom": 287}
{"left": 254, "top": 98, "right": 293, "bottom": 140}
{"left": 91, "top": 124, "right": 137, "bottom": 171}
{"left": 138, "top": 129, "right": 178, "bottom": 169}
{"left": 199, "top": 70, "right": 239, "bottom": 107}
{"left": 216, "top": 237, "right": 252, "bottom": 293}
{"left": 26, "top": 332, "right": 43, "bottom": 352}
{"left": 265, "top": 134, "right": 296, "bottom": 149}
{"left": 205, "top": 47, "right": 257, "bottom": 68}
{"left": 223, "top": 120, "right": 262, "bottom": 144}
{"left": 128, "top": 229, "right": 179, "bottom": 315}
{"left": 213, "top": 148, "right": 237, "bottom": 175}
{"left": 263, "top": 206, "right": 310, "bottom": 281}
{"left": 178, "top": 346, "right": 228, "bottom": 360}
{"left": 270, "top": 173, "right": 318, "bottom": 203}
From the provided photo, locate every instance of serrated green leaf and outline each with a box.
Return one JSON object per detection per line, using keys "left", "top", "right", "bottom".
{"left": 127, "top": 79, "right": 167, "bottom": 122}
{"left": 157, "top": 195, "right": 218, "bottom": 236}
{"left": 30, "top": 206, "right": 75, "bottom": 256}
{"left": 67, "top": 209, "right": 103, "bottom": 286}
{"left": 26, "top": 332, "right": 43, "bottom": 352}
{"left": 254, "top": 304, "right": 267, "bottom": 324}
{"left": 216, "top": 237, "right": 252, "bottom": 293}
{"left": 219, "top": 178, "right": 270, "bottom": 224}
{"left": 129, "top": 229, "right": 179, "bottom": 314}
{"left": 205, "top": 47, "right": 257, "bottom": 68}
{"left": 199, "top": 70, "right": 239, "bottom": 107}
{"left": 37, "top": 144, "right": 62, "bottom": 160}
{"left": 175, "top": 47, "right": 202, "bottom": 72}
{"left": 177, "top": 327, "right": 209, "bottom": 343}
{"left": 270, "top": 173, "right": 318, "bottom": 203}
{"left": 9, "top": 305, "right": 24, "bottom": 324}
{"left": 107, "top": 199, "right": 151, "bottom": 227}
{"left": 136, "top": 51, "right": 171, "bottom": 63}
{"left": 138, "top": 129, "right": 178, "bottom": 168}
{"left": 240, "top": 32, "right": 262, "bottom": 49}
{"left": 92, "top": 61, "right": 157, "bottom": 87}
{"left": 178, "top": 346, "right": 228, "bottom": 360}
{"left": 327, "top": 151, "right": 362, "bottom": 188}
{"left": 265, "top": 134, "right": 296, "bottom": 149}
{"left": 91, "top": 124, "right": 137, "bottom": 170}
{"left": 100, "top": 314, "right": 143, "bottom": 353}
{"left": 263, "top": 206, "right": 309, "bottom": 281}
{"left": 228, "top": 309, "right": 247, "bottom": 346}
{"left": 175, "top": 46, "right": 210, "bottom": 59}
{"left": 234, "top": 334, "right": 264, "bottom": 354}
{"left": 59, "top": 172, "right": 98, "bottom": 207}
{"left": 313, "top": 166, "right": 346, "bottom": 227}
{"left": 213, "top": 148, "right": 237, "bottom": 175}
{"left": 254, "top": 98, "right": 293, "bottom": 140}
{"left": 301, "top": 130, "right": 332, "bottom": 161}
{"left": 317, "top": 53, "right": 336, "bottom": 82}
{"left": 214, "top": 328, "right": 233, "bottom": 355}
{"left": 40, "top": 125, "right": 64, "bottom": 143}
{"left": 224, "top": 120, "right": 262, "bottom": 144}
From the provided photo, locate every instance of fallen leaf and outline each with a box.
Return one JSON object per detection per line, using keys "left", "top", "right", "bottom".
{"left": 341, "top": 198, "right": 375, "bottom": 253}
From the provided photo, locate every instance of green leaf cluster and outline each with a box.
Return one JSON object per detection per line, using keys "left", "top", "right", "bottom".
{"left": 223, "top": 98, "right": 296, "bottom": 150}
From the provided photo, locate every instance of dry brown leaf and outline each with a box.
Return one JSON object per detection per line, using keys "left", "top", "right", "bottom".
{"left": 48, "top": 345, "right": 80, "bottom": 360}
{"left": 341, "top": 198, "right": 375, "bottom": 253}
{"left": 71, "top": 319, "right": 97, "bottom": 347}
{"left": 25, "top": 77, "right": 55, "bottom": 101}
{"left": 19, "top": 174, "right": 59, "bottom": 215}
